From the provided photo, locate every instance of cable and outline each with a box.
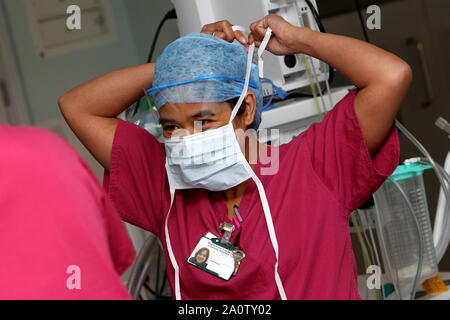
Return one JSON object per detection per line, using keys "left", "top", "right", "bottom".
{"left": 435, "top": 117, "right": 450, "bottom": 136}
{"left": 158, "top": 273, "right": 169, "bottom": 297}
{"left": 143, "top": 282, "right": 172, "bottom": 300}
{"left": 307, "top": 56, "right": 328, "bottom": 113}
{"left": 304, "top": 0, "right": 335, "bottom": 84}
{"left": 366, "top": 213, "right": 384, "bottom": 299}
{"left": 305, "top": 0, "right": 326, "bottom": 33}
{"left": 261, "top": 78, "right": 287, "bottom": 111}
{"left": 147, "top": 9, "right": 177, "bottom": 64}
{"left": 416, "top": 158, "right": 450, "bottom": 185}
{"left": 141, "top": 242, "right": 172, "bottom": 300}
{"left": 127, "top": 235, "right": 159, "bottom": 299}
{"left": 351, "top": 212, "right": 380, "bottom": 300}
{"left": 154, "top": 245, "right": 161, "bottom": 299}
{"left": 132, "top": 8, "right": 177, "bottom": 117}
{"left": 355, "top": 212, "right": 375, "bottom": 266}
{"left": 324, "top": 78, "right": 334, "bottom": 111}
{"left": 354, "top": 0, "right": 370, "bottom": 43}
{"left": 302, "top": 55, "right": 323, "bottom": 120}
{"left": 359, "top": 213, "right": 377, "bottom": 271}
{"left": 414, "top": 157, "right": 450, "bottom": 262}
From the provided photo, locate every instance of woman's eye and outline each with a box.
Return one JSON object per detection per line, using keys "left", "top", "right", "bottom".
{"left": 164, "top": 125, "right": 178, "bottom": 131}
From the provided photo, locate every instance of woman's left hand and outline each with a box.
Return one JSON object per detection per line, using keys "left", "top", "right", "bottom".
{"left": 201, "top": 20, "right": 249, "bottom": 47}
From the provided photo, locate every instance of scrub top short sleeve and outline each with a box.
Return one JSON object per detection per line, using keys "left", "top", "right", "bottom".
{"left": 304, "top": 88, "right": 400, "bottom": 214}
{"left": 103, "top": 119, "right": 168, "bottom": 237}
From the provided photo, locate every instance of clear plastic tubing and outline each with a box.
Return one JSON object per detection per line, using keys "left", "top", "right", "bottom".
{"left": 395, "top": 120, "right": 450, "bottom": 262}
{"left": 387, "top": 177, "right": 424, "bottom": 300}
{"left": 417, "top": 156, "right": 450, "bottom": 258}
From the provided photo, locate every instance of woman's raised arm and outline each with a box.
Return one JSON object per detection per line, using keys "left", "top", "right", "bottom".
{"left": 250, "top": 14, "right": 412, "bottom": 155}
{"left": 58, "top": 63, "right": 156, "bottom": 170}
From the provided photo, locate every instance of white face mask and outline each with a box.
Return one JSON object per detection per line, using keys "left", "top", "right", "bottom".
{"left": 164, "top": 33, "right": 287, "bottom": 300}
{"left": 164, "top": 116, "right": 251, "bottom": 192}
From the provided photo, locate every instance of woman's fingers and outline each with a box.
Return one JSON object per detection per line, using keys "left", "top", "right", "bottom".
{"left": 200, "top": 23, "right": 215, "bottom": 34}
{"left": 250, "top": 20, "right": 265, "bottom": 41}
{"left": 233, "top": 30, "right": 248, "bottom": 45}
{"left": 210, "top": 31, "right": 224, "bottom": 40}
{"left": 251, "top": 15, "right": 273, "bottom": 37}
{"left": 216, "top": 20, "right": 235, "bottom": 42}
{"left": 202, "top": 20, "right": 250, "bottom": 45}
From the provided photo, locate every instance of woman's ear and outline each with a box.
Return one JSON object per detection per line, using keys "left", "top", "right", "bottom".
{"left": 242, "top": 92, "right": 257, "bottom": 129}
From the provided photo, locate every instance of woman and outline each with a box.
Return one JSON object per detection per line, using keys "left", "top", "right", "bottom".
{"left": 59, "top": 15, "right": 411, "bottom": 299}
{"left": 189, "top": 248, "right": 210, "bottom": 268}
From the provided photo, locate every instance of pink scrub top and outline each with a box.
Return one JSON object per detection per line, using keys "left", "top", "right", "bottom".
{"left": 0, "top": 125, "right": 135, "bottom": 300}
{"left": 104, "top": 89, "right": 400, "bottom": 300}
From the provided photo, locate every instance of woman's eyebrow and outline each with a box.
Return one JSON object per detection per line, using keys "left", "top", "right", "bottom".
{"left": 159, "top": 118, "right": 176, "bottom": 124}
{"left": 191, "top": 110, "right": 216, "bottom": 118}
{"left": 160, "top": 110, "right": 216, "bottom": 124}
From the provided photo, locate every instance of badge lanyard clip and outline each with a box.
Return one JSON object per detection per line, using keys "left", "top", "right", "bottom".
{"left": 220, "top": 205, "right": 244, "bottom": 244}
{"left": 219, "top": 222, "right": 236, "bottom": 245}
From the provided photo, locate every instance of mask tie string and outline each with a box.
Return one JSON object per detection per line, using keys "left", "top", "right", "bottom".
{"left": 165, "top": 187, "right": 181, "bottom": 300}
{"left": 257, "top": 27, "right": 273, "bottom": 79}
{"left": 229, "top": 44, "right": 255, "bottom": 124}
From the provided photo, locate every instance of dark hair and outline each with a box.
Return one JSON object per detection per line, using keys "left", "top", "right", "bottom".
{"left": 195, "top": 247, "right": 210, "bottom": 261}
{"left": 226, "top": 97, "right": 246, "bottom": 116}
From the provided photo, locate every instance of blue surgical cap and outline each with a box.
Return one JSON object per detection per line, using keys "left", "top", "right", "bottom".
{"left": 150, "top": 33, "right": 264, "bottom": 130}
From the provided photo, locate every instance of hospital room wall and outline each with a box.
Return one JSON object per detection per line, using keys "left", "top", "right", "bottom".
{"left": 3, "top": 0, "right": 141, "bottom": 125}
{"left": 2, "top": 0, "right": 179, "bottom": 181}
{"left": 123, "top": 0, "right": 180, "bottom": 63}
{"left": 2, "top": 0, "right": 140, "bottom": 180}
{"left": 2, "top": 0, "right": 179, "bottom": 179}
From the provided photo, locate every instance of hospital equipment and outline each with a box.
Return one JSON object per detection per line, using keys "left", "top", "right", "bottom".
{"left": 435, "top": 117, "right": 450, "bottom": 137}
{"left": 434, "top": 116, "right": 450, "bottom": 264}
{"left": 170, "top": 0, "right": 339, "bottom": 146}
{"left": 127, "top": 234, "right": 172, "bottom": 300}
{"left": 396, "top": 121, "right": 450, "bottom": 265}
{"left": 129, "top": 0, "right": 343, "bottom": 145}
{"left": 373, "top": 163, "right": 435, "bottom": 300}
{"left": 172, "top": 0, "right": 329, "bottom": 93}
{"left": 355, "top": 120, "right": 450, "bottom": 300}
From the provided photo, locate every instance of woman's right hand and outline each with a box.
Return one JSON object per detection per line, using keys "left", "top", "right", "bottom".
{"left": 201, "top": 20, "right": 249, "bottom": 48}
{"left": 249, "top": 14, "right": 304, "bottom": 56}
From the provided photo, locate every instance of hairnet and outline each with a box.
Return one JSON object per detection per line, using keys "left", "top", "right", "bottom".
{"left": 149, "top": 33, "right": 264, "bottom": 130}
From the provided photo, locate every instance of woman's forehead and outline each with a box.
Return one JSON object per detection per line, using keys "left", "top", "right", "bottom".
{"left": 160, "top": 102, "right": 227, "bottom": 115}
{"left": 158, "top": 102, "right": 231, "bottom": 124}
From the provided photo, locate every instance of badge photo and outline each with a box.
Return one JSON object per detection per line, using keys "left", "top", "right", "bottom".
{"left": 187, "top": 236, "right": 236, "bottom": 281}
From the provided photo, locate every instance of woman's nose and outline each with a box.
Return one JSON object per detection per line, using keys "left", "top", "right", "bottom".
{"left": 172, "top": 127, "right": 194, "bottom": 137}
{"left": 173, "top": 123, "right": 204, "bottom": 137}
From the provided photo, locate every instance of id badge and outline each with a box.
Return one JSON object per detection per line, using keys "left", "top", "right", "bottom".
{"left": 187, "top": 234, "right": 237, "bottom": 281}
